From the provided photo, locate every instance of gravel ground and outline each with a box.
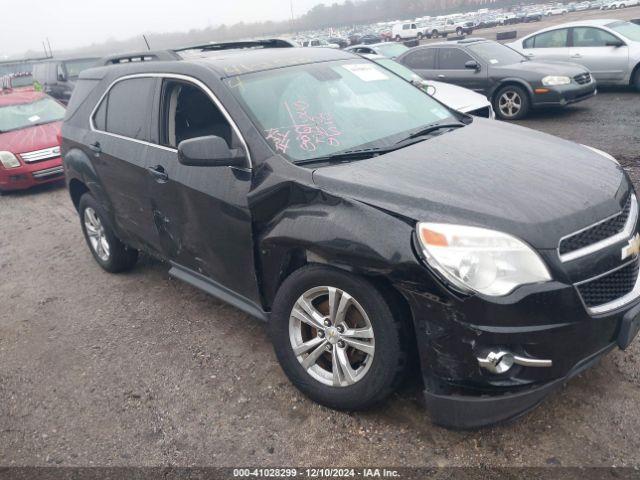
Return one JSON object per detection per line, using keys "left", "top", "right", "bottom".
{"left": 1, "top": 10, "right": 640, "bottom": 469}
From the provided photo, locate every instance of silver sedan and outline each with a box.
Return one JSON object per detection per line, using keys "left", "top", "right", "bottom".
{"left": 508, "top": 19, "right": 640, "bottom": 90}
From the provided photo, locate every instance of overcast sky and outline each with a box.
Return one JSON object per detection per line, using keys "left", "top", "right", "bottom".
{"left": 1, "top": 0, "right": 330, "bottom": 57}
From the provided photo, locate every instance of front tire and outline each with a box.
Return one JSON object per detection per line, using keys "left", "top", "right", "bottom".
{"left": 493, "top": 84, "right": 530, "bottom": 120}
{"left": 78, "top": 193, "right": 138, "bottom": 273}
{"left": 269, "top": 265, "right": 407, "bottom": 411}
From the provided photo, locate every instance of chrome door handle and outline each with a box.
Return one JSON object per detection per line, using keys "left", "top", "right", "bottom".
{"left": 571, "top": 54, "right": 582, "bottom": 58}
{"left": 88, "top": 142, "right": 101, "bottom": 155}
{"left": 437, "top": 74, "right": 446, "bottom": 78}
{"left": 147, "top": 165, "right": 168, "bottom": 182}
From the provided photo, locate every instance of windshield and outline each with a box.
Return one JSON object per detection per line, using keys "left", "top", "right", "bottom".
{"left": 64, "top": 59, "right": 97, "bottom": 78}
{"left": 0, "top": 97, "right": 65, "bottom": 133}
{"left": 608, "top": 21, "right": 640, "bottom": 42}
{"left": 467, "top": 41, "right": 525, "bottom": 65}
{"left": 225, "top": 60, "right": 455, "bottom": 162}
{"left": 375, "top": 43, "right": 409, "bottom": 58}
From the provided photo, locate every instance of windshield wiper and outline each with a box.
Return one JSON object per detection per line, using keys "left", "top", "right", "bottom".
{"left": 395, "top": 122, "right": 465, "bottom": 145}
{"left": 294, "top": 147, "right": 394, "bottom": 166}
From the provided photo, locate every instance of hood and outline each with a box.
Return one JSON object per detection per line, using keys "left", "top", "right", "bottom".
{"left": 312, "top": 119, "right": 628, "bottom": 249}
{"left": 0, "top": 121, "right": 62, "bottom": 155}
{"left": 427, "top": 80, "right": 490, "bottom": 113}
{"left": 492, "top": 60, "right": 588, "bottom": 77}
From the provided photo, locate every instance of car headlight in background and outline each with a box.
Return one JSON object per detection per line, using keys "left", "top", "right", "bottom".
{"left": 582, "top": 145, "right": 619, "bottom": 165}
{"left": 0, "top": 151, "right": 20, "bottom": 169}
{"left": 416, "top": 223, "right": 552, "bottom": 296}
{"left": 541, "top": 75, "right": 571, "bottom": 86}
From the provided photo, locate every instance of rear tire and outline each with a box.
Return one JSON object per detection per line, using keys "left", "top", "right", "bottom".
{"left": 493, "top": 84, "right": 530, "bottom": 120}
{"left": 78, "top": 193, "right": 138, "bottom": 273}
{"left": 269, "top": 265, "right": 407, "bottom": 411}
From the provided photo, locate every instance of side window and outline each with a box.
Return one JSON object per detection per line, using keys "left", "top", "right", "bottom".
{"left": 403, "top": 24, "right": 410, "bottom": 30}
{"left": 523, "top": 37, "right": 534, "bottom": 49}
{"left": 93, "top": 95, "right": 107, "bottom": 130}
{"left": 402, "top": 48, "right": 437, "bottom": 69}
{"left": 92, "top": 77, "right": 155, "bottom": 141}
{"left": 438, "top": 48, "right": 474, "bottom": 69}
{"left": 161, "top": 80, "right": 233, "bottom": 149}
{"left": 573, "top": 27, "right": 620, "bottom": 47}
{"left": 532, "top": 29, "right": 569, "bottom": 48}
{"left": 411, "top": 24, "right": 417, "bottom": 29}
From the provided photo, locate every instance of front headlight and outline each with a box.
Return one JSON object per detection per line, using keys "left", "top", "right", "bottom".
{"left": 582, "top": 145, "right": 619, "bottom": 165}
{"left": 417, "top": 223, "right": 552, "bottom": 296}
{"left": 0, "top": 151, "right": 20, "bottom": 169}
{"left": 542, "top": 75, "right": 571, "bottom": 86}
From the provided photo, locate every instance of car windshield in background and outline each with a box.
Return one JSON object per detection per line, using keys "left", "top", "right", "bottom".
{"left": 225, "top": 60, "right": 455, "bottom": 162}
{"left": 467, "top": 42, "right": 526, "bottom": 65}
{"left": 0, "top": 97, "right": 65, "bottom": 133}
{"left": 607, "top": 21, "right": 640, "bottom": 42}
{"left": 65, "top": 59, "right": 97, "bottom": 78}
{"left": 375, "top": 43, "right": 409, "bottom": 57}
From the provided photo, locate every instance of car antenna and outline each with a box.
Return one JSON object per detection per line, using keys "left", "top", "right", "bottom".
{"left": 143, "top": 35, "right": 151, "bottom": 51}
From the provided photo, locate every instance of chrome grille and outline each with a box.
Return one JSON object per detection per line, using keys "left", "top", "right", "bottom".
{"left": 576, "top": 259, "right": 640, "bottom": 314}
{"left": 19, "top": 146, "right": 61, "bottom": 163}
{"left": 559, "top": 194, "right": 638, "bottom": 262}
{"left": 32, "top": 166, "right": 64, "bottom": 180}
{"left": 574, "top": 73, "right": 591, "bottom": 85}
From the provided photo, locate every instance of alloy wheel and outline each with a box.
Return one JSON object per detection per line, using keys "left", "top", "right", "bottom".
{"left": 289, "top": 286, "right": 375, "bottom": 387}
{"left": 84, "top": 207, "right": 110, "bottom": 261}
{"left": 498, "top": 90, "right": 522, "bottom": 118}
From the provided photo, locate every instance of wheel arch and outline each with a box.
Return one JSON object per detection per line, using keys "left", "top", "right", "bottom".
{"left": 630, "top": 62, "right": 640, "bottom": 87}
{"left": 490, "top": 78, "right": 534, "bottom": 102}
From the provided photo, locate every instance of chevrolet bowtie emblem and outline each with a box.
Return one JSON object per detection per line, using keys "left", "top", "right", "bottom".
{"left": 622, "top": 233, "right": 640, "bottom": 261}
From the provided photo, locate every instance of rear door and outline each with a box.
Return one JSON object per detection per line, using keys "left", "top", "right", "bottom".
{"left": 569, "top": 27, "right": 629, "bottom": 82}
{"left": 435, "top": 47, "right": 488, "bottom": 92}
{"left": 144, "top": 76, "right": 260, "bottom": 304}
{"left": 521, "top": 27, "right": 571, "bottom": 62}
{"left": 89, "top": 76, "right": 161, "bottom": 251}
{"left": 399, "top": 47, "right": 438, "bottom": 79}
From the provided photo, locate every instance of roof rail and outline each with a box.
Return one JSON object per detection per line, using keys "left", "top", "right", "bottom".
{"left": 97, "top": 39, "right": 296, "bottom": 68}
{"left": 174, "top": 38, "right": 297, "bottom": 53}
{"left": 99, "top": 50, "right": 181, "bottom": 66}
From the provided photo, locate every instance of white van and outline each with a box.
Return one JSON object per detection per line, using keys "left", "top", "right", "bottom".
{"left": 392, "top": 22, "right": 419, "bottom": 41}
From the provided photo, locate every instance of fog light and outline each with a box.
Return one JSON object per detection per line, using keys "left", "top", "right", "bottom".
{"left": 478, "top": 349, "right": 552, "bottom": 374}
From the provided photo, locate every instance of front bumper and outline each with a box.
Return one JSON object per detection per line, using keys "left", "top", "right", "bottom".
{"left": 531, "top": 81, "right": 597, "bottom": 108}
{"left": 0, "top": 157, "right": 64, "bottom": 191}
{"left": 399, "top": 265, "right": 640, "bottom": 429}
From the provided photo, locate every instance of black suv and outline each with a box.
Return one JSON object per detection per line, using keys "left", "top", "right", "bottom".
{"left": 61, "top": 40, "right": 640, "bottom": 429}
{"left": 396, "top": 38, "right": 597, "bottom": 120}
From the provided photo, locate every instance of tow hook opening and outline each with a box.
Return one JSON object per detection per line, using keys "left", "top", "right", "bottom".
{"left": 477, "top": 349, "right": 553, "bottom": 374}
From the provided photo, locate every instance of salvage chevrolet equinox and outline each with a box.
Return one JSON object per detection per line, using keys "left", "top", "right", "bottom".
{"left": 61, "top": 41, "right": 640, "bottom": 429}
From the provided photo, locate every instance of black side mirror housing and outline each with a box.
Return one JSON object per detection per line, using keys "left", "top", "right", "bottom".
{"left": 465, "top": 60, "right": 480, "bottom": 71}
{"left": 605, "top": 40, "right": 624, "bottom": 48}
{"left": 178, "top": 135, "right": 246, "bottom": 168}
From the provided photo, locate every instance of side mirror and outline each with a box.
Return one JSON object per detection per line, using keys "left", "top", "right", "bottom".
{"left": 605, "top": 40, "right": 624, "bottom": 48}
{"left": 465, "top": 60, "right": 480, "bottom": 71}
{"left": 57, "top": 73, "right": 67, "bottom": 82}
{"left": 178, "top": 135, "right": 246, "bottom": 168}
